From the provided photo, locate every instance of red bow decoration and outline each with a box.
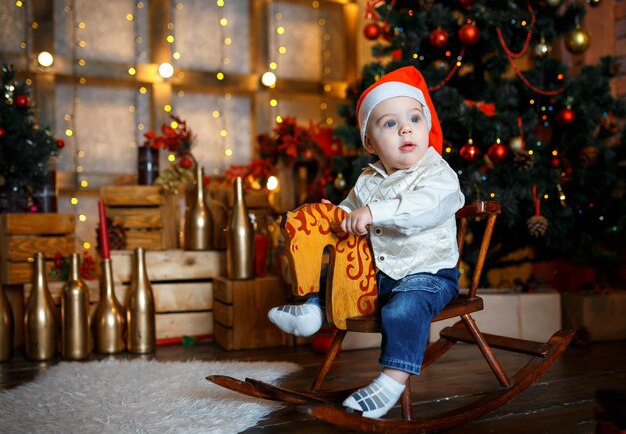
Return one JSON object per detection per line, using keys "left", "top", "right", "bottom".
{"left": 464, "top": 100, "right": 496, "bottom": 117}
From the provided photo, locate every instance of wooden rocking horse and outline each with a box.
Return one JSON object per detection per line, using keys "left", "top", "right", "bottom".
{"left": 208, "top": 201, "right": 574, "bottom": 433}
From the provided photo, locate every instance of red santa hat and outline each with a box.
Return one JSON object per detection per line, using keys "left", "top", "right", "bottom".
{"left": 356, "top": 66, "right": 443, "bottom": 154}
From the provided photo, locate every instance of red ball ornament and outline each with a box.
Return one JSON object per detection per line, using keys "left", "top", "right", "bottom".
{"left": 363, "top": 22, "right": 381, "bottom": 41}
{"left": 56, "top": 138, "right": 65, "bottom": 149}
{"left": 555, "top": 106, "right": 576, "bottom": 126}
{"left": 16, "top": 94, "right": 29, "bottom": 108}
{"left": 459, "top": 0, "right": 477, "bottom": 9}
{"left": 550, "top": 156, "right": 561, "bottom": 168}
{"left": 460, "top": 141, "right": 481, "bottom": 162}
{"left": 458, "top": 22, "right": 480, "bottom": 45}
{"left": 0, "top": 127, "right": 5, "bottom": 138}
{"left": 487, "top": 141, "right": 509, "bottom": 164}
{"left": 179, "top": 155, "right": 193, "bottom": 169}
{"left": 429, "top": 28, "right": 449, "bottom": 49}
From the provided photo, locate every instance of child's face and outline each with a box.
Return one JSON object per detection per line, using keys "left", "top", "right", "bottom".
{"left": 364, "top": 96, "right": 429, "bottom": 175}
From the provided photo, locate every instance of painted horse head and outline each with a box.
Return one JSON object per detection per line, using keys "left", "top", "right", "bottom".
{"left": 280, "top": 203, "right": 377, "bottom": 329}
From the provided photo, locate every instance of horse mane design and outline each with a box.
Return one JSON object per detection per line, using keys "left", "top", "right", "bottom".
{"left": 281, "top": 203, "right": 377, "bottom": 329}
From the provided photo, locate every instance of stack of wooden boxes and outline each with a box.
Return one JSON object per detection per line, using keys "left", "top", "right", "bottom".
{"left": 111, "top": 249, "right": 224, "bottom": 342}
{"left": 0, "top": 213, "right": 76, "bottom": 348}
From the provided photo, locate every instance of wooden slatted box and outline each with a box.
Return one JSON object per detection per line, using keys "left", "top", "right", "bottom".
{"left": 111, "top": 249, "right": 225, "bottom": 341}
{"left": 100, "top": 185, "right": 178, "bottom": 251}
{"left": 0, "top": 213, "right": 76, "bottom": 285}
{"left": 213, "top": 275, "right": 291, "bottom": 350}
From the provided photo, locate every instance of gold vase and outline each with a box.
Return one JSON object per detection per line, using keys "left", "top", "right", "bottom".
{"left": 24, "top": 252, "right": 58, "bottom": 361}
{"left": 226, "top": 177, "right": 255, "bottom": 280}
{"left": 184, "top": 165, "right": 213, "bottom": 250}
{"left": 0, "top": 285, "right": 14, "bottom": 362}
{"left": 61, "top": 253, "right": 90, "bottom": 360}
{"left": 93, "top": 258, "right": 125, "bottom": 354}
{"left": 126, "top": 247, "right": 156, "bottom": 354}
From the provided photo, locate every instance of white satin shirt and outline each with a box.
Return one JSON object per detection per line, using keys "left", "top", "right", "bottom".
{"left": 338, "top": 147, "right": 465, "bottom": 280}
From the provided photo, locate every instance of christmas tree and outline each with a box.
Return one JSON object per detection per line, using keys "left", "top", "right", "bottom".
{"left": 334, "top": 1, "right": 626, "bottom": 283}
{"left": 0, "top": 65, "right": 61, "bottom": 212}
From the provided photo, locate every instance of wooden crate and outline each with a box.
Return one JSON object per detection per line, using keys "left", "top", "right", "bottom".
{"left": 100, "top": 185, "right": 178, "bottom": 251}
{"left": 111, "top": 249, "right": 225, "bottom": 341}
{"left": 0, "top": 213, "right": 76, "bottom": 285}
{"left": 213, "top": 275, "right": 291, "bottom": 350}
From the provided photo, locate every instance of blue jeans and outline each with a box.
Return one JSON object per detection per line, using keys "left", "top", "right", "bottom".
{"left": 306, "top": 268, "right": 459, "bottom": 376}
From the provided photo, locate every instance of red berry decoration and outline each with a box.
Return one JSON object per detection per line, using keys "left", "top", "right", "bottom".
{"left": 0, "top": 127, "right": 5, "bottom": 138}
{"left": 460, "top": 141, "right": 481, "bottom": 162}
{"left": 56, "top": 138, "right": 65, "bottom": 149}
{"left": 16, "top": 94, "right": 29, "bottom": 108}
{"left": 363, "top": 22, "right": 381, "bottom": 41}
{"left": 179, "top": 155, "right": 193, "bottom": 169}
{"left": 458, "top": 22, "right": 480, "bottom": 45}
{"left": 555, "top": 106, "right": 576, "bottom": 126}
{"left": 487, "top": 141, "right": 509, "bottom": 164}
{"left": 429, "top": 28, "right": 449, "bottom": 49}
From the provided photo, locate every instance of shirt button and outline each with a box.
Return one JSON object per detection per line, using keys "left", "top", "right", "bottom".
{"left": 379, "top": 255, "right": 385, "bottom": 261}
{"left": 374, "top": 227, "right": 383, "bottom": 235}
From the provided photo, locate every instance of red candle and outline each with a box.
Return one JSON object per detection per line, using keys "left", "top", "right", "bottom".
{"left": 98, "top": 199, "right": 110, "bottom": 259}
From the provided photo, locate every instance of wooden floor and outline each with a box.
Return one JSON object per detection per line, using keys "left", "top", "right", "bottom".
{"left": 1, "top": 338, "right": 625, "bottom": 433}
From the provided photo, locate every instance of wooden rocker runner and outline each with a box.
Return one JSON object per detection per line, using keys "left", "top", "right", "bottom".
{"left": 207, "top": 201, "right": 575, "bottom": 433}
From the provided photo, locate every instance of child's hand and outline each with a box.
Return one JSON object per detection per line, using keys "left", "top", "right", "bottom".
{"left": 341, "top": 206, "right": 372, "bottom": 236}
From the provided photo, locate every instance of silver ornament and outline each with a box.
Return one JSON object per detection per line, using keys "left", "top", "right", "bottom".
{"left": 533, "top": 41, "right": 552, "bottom": 59}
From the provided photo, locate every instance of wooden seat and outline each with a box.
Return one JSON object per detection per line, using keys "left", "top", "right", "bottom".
{"left": 207, "top": 200, "right": 575, "bottom": 433}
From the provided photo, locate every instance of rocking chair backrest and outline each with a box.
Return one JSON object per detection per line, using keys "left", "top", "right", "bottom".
{"left": 455, "top": 200, "right": 501, "bottom": 298}
{"left": 281, "top": 201, "right": 501, "bottom": 330}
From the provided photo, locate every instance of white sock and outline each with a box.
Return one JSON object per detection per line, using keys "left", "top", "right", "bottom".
{"left": 267, "top": 304, "right": 323, "bottom": 337}
{"left": 342, "top": 372, "right": 406, "bottom": 419}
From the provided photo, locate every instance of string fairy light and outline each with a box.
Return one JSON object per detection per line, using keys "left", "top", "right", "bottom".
{"left": 269, "top": 4, "right": 285, "bottom": 124}
{"left": 16, "top": 0, "right": 32, "bottom": 69}
{"left": 316, "top": 1, "right": 333, "bottom": 127}
{"left": 217, "top": 0, "right": 231, "bottom": 173}
{"left": 63, "top": 0, "right": 91, "bottom": 250}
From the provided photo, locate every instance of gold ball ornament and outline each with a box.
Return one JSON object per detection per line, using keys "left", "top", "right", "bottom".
{"left": 586, "top": 0, "right": 602, "bottom": 7}
{"left": 545, "top": 0, "right": 562, "bottom": 7}
{"left": 565, "top": 27, "right": 591, "bottom": 54}
{"left": 333, "top": 173, "right": 347, "bottom": 191}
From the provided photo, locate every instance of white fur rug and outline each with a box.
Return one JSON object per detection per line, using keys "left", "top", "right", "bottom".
{"left": 0, "top": 358, "right": 300, "bottom": 434}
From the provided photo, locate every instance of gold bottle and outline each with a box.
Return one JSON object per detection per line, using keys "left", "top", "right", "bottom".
{"left": 93, "top": 258, "right": 125, "bottom": 354}
{"left": 0, "top": 285, "right": 14, "bottom": 362}
{"left": 126, "top": 247, "right": 156, "bottom": 354}
{"left": 226, "top": 176, "right": 255, "bottom": 280}
{"left": 184, "top": 164, "right": 213, "bottom": 250}
{"left": 24, "top": 252, "right": 58, "bottom": 361}
{"left": 61, "top": 253, "right": 90, "bottom": 360}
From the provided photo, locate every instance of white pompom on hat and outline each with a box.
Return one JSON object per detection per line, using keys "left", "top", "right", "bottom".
{"left": 356, "top": 66, "right": 443, "bottom": 154}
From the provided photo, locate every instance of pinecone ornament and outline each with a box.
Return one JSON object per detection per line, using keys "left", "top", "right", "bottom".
{"left": 580, "top": 146, "right": 600, "bottom": 167}
{"left": 96, "top": 218, "right": 127, "bottom": 251}
{"left": 527, "top": 214, "right": 548, "bottom": 237}
{"left": 514, "top": 151, "right": 534, "bottom": 171}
